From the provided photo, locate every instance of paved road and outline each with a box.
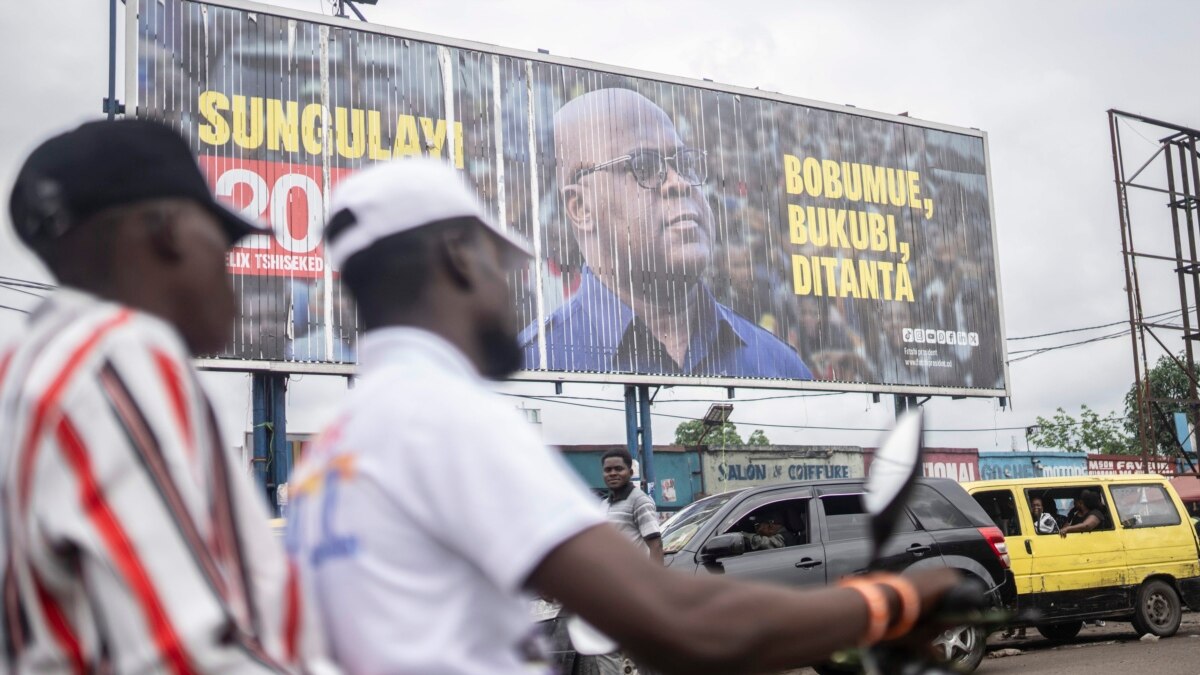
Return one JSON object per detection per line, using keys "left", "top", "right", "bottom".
{"left": 785, "top": 614, "right": 1200, "bottom": 675}
{"left": 977, "top": 614, "right": 1200, "bottom": 675}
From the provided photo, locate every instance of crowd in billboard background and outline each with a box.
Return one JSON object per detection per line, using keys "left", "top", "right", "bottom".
{"left": 140, "top": 0, "right": 1003, "bottom": 390}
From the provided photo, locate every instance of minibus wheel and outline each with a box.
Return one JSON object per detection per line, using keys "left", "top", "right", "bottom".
{"left": 1132, "top": 579, "right": 1182, "bottom": 637}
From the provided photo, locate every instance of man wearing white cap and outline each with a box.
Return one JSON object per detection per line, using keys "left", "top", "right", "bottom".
{"left": 287, "top": 158, "right": 957, "bottom": 675}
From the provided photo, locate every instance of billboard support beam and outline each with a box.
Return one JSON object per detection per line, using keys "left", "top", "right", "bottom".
{"left": 893, "top": 394, "right": 919, "bottom": 418}
{"left": 252, "top": 372, "right": 290, "bottom": 515}
{"left": 638, "top": 384, "right": 656, "bottom": 500}
{"left": 624, "top": 385, "right": 638, "bottom": 478}
{"left": 622, "top": 385, "right": 657, "bottom": 500}
{"left": 251, "top": 374, "right": 270, "bottom": 499}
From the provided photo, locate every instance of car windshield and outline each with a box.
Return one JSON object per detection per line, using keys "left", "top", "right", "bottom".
{"left": 661, "top": 492, "right": 739, "bottom": 554}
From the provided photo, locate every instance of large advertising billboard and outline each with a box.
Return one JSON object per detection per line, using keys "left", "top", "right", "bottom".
{"left": 133, "top": 0, "right": 1008, "bottom": 395}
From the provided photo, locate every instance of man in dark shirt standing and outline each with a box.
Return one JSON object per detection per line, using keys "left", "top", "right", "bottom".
{"left": 520, "top": 88, "right": 811, "bottom": 380}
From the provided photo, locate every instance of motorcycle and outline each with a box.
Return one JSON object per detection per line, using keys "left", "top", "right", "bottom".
{"left": 564, "top": 410, "right": 1026, "bottom": 674}
{"left": 817, "top": 410, "right": 1021, "bottom": 675}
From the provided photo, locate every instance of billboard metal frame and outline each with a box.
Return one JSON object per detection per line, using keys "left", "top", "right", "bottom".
{"left": 131, "top": 0, "right": 1010, "bottom": 399}
{"left": 1109, "top": 109, "right": 1200, "bottom": 475}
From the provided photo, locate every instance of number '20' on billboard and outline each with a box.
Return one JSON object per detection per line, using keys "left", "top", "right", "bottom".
{"left": 135, "top": 0, "right": 1008, "bottom": 396}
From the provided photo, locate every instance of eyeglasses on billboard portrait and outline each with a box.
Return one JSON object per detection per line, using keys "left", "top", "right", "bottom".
{"left": 573, "top": 148, "right": 707, "bottom": 189}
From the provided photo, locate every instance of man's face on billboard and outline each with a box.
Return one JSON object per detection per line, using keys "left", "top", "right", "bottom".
{"left": 558, "top": 90, "right": 714, "bottom": 286}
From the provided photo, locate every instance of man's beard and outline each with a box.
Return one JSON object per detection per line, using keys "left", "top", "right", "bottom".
{"left": 478, "top": 322, "right": 523, "bottom": 380}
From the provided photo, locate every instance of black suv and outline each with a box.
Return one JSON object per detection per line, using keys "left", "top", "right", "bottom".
{"left": 544, "top": 477, "right": 1014, "bottom": 674}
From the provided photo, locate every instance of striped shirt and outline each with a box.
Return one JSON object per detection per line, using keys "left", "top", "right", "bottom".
{"left": 0, "top": 289, "right": 333, "bottom": 674}
{"left": 604, "top": 484, "right": 661, "bottom": 554}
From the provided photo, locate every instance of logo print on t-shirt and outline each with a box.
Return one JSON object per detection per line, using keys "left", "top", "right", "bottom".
{"left": 287, "top": 453, "right": 361, "bottom": 566}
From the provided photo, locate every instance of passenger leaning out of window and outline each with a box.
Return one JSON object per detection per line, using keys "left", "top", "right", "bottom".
{"left": 1060, "top": 490, "right": 1107, "bottom": 537}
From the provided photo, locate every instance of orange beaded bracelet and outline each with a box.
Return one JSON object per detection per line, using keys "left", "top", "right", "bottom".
{"left": 869, "top": 574, "right": 921, "bottom": 641}
{"left": 837, "top": 578, "right": 890, "bottom": 646}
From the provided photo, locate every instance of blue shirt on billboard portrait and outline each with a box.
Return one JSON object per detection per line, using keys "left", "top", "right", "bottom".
{"left": 520, "top": 267, "right": 812, "bottom": 379}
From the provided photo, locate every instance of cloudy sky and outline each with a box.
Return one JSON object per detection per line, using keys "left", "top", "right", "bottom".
{"left": 1, "top": 0, "right": 1197, "bottom": 453}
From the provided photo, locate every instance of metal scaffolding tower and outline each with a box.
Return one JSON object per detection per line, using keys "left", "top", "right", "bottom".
{"left": 1109, "top": 110, "right": 1200, "bottom": 474}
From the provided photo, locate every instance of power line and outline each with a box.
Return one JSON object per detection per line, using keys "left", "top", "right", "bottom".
{"left": 1006, "top": 306, "right": 1186, "bottom": 342}
{"left": 1008, "top": 328, "right": 1130, "bottom": 358}
{"left": 506, "top": 392, "right": 1119, "bottom": 435}
{"left": 1003, "top": 309, "right": 1195, "bottom": 362}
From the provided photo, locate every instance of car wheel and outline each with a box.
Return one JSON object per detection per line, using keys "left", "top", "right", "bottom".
{"left": 1132, "top": 579, "right": 1182, "bottom": 637}
{"left": 1035, "top": 621, "right": 1083, "bottom": 641}
{"left": 932, "top": 624, "right": 986, "bottom": 673}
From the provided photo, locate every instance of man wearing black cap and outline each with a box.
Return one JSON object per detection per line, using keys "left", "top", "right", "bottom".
{"left": 0, "top": 120, "right": 332, "bottom": 673}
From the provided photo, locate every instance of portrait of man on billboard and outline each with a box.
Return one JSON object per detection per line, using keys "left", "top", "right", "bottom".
{"left": 520, "top": 88, "right": 812, "bottom": 380}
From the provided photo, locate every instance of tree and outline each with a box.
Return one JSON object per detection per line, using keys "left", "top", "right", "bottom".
{"left": 1027, "top": 353, "right": 1198, "bottom": 456}
{"left": 1026, "top": 405, "right": 1132, "bottom": 454}
{"left": 1123, "top": 353, "right": 1200, "bottom": 456}
{"left": 673, "top": 420, "right": 771, "bottom": 447}
{"left": 674, "top": 419, "right": 742, "bottom": 447}
{"left": 746, "top": 429, "right": 771, "bottom": 446}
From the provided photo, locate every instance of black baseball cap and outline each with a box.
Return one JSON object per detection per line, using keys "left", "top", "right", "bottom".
{"left": 9, "top": 119, "right": 270, "bottom": 250}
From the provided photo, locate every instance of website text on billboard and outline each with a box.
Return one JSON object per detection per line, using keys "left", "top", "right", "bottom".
{"left": 134, "top": 0, "right": 1008, "bottom": 395}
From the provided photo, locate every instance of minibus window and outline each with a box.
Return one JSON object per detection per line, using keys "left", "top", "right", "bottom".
{"left": 971, "top": 490, "right": 1021, "bottom": 536}
{"left": 1111, "top": 485, "right": 1182, "bottom": 529}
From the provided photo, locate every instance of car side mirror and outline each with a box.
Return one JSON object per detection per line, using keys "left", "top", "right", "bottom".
{"left": 699, "top": 533, "right": 746, "bottom": 562}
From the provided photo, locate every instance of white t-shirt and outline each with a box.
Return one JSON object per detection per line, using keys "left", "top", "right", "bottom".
{"left": 287, "top": 328, "right": 604, "bottom": 675}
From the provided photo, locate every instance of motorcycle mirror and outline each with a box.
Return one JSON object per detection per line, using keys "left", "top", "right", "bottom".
{"left": 566, "top": 615, "right": 617, "bottom": 656}
{"left": 864, "top": 409, "right": 924, "bottom": 560}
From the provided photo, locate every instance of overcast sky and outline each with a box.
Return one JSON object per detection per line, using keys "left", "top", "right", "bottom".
{"left": 1, "top": 0, "right": 1197, "bottom": 453}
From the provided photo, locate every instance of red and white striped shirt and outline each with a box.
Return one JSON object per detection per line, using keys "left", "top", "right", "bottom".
{"left": 0, "top": 289, "right": 333, "bottom": 674}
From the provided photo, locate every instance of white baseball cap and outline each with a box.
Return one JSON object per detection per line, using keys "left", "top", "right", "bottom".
{"left": 325, "top": 158, "right": 532, "bottom": 270}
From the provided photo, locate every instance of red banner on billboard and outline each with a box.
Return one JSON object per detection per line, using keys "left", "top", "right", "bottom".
{"left": 198, "top": 156, "right": 353, "bottom": 278}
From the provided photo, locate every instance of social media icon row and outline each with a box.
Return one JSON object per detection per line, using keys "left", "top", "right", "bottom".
{"left": 901, "top": 328, "right": 979, "bottom": 346}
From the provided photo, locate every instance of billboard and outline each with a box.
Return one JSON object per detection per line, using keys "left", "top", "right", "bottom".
{"left": 133, "top": 0, "right": 1008, "bottom": 395}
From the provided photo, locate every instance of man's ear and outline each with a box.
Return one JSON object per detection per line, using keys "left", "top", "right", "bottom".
{"left": 143, "top": 209, "right": 185, "bottom": 264}
{"left": 437, "top": 227, "right": 477, "bottom": 290}
{"left": 562, "top": 185, "right": 595, "bottom": 235}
